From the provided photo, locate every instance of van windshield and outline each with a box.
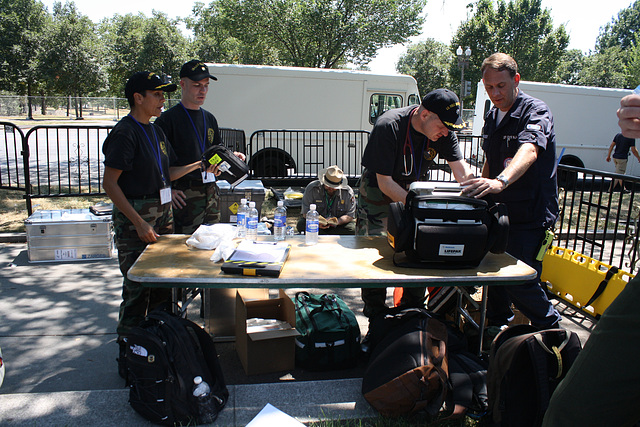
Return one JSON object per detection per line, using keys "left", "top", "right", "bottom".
{"left": 370, "top": 94, "right": 402, "bottom": 124}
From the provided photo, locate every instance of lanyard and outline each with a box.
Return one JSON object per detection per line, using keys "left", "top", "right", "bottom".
{"left": 180, "top": 102, "right": 207, "bottom": 154}
{"left": 403, "top": 107, "right": 428, "bottom": 180}
{"left": 324, "top": 189, "right": 336, "bottom": 212}
{"left": 129, "top": 115, "right": 167, "bottom": 185}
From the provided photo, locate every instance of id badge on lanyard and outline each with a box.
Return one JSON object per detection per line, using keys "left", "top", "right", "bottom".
{"left": 160, "top": 186, "right": 172, "bottom": 205}
{"left": 202, "top": 170, "right": 216, "bottom": 183}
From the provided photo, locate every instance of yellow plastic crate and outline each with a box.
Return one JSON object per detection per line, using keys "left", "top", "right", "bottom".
{"left": 541, "top": 246, "right": 634, "bottom": 318}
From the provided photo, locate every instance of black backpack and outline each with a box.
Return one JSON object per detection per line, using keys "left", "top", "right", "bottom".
{"left": 362, "top": 308, "right": 452, "bottom": 419}
{"left": 487, "top": 325, "right": 582, "bottom": 427}
{"left": 125, "top": 309, "right": 229, "bottom": 425}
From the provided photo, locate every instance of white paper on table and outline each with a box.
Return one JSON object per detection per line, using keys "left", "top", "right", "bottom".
{"left": 246, "top": 403, "right": 304, "bottom": 427}
{"left": 229, "top": 240, "right": 290, "bottom": 263}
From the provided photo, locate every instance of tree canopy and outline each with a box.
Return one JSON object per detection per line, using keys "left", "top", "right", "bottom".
{"left": 191, "top": 0, "right": 428, "bottom": 68}
{"left": 450, "top": 0, "right": 569, "bottom": 92}
{"left": 396, "top": 39, "right": 453, "bottom": 97}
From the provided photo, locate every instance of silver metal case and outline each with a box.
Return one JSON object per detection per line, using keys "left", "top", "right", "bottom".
{"left": 25, "top": 209, "right": 114, "bottom": 262}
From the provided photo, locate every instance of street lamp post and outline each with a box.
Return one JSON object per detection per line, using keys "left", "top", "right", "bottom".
{"left": 456, "top": 46, "right": 472, "bottom": 113}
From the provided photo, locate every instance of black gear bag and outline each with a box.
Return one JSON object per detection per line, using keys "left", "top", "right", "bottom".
{"left": 387, "top": 189, "right": 509, "bottom": 268}
{"left": 125, "top": 309, "right": 229, "bottom": 425}
{"left": 487, "top": 324, "right": 582, "bottom": 427}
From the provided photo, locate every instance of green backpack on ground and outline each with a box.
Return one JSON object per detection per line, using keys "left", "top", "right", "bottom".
{"left": 294, "top": 292, "right": 361, "bottom": 371}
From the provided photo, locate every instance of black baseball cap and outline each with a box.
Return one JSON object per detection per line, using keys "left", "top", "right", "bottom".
{"left": 421, "top": 89, "right": 464, "bottom": 130}
{"left": 180, "top": 60, "right": 217, "bottom": 81}
{"left": 124, "top": 71, "right": 177, "bottom": 100}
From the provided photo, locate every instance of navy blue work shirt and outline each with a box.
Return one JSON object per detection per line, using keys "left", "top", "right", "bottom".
{"left": 481, "top": 90, "right": 559, "bottom": 230}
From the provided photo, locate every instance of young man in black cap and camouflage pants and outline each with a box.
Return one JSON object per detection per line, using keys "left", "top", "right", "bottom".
{"left": 356, "top": 88, "right": 475, "bottom": 319}
{"left": 102, "top": 71, "right": 211, "bottom": 378}
{"left": 155, "top": 60, "right": 246, "bottom": 234}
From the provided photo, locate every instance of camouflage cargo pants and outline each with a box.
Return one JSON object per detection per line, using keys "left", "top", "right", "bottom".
{"left": 112, "top": 199, "right": 173, "bottom": 337}
{"left": 172, "top": 181, "right": 220, "bottom": 235}
{"left": 356, "top": 170, "right": 425, "bottom": 317}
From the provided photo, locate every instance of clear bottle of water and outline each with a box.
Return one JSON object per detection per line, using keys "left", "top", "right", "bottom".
{"left": 245, "top": 201, "right": 258, "bottom": 242}
{"left": 305, "top": 203, "right": 319, "bottom": 245}
{"left": 236, "top": 198, "right": 248, "bottom": 238}
{"left": 273, "top": 200, "right": 287, "bottom": 241}
{"left": 192, "top": 376, "right": 216, "bottom": 423}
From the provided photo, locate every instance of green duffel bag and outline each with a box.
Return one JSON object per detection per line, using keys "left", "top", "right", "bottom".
{"left": 294, "top": 292, "right": 361, "bottom": 371}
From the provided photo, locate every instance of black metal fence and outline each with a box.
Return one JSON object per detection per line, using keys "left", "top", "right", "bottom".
{"left": 554, "top": 165, "right": 640, "bottom": 273}
{"left": 0, "top": 122, "right": 26, "bottom": 191}
{"left": 247, "top": 130, "right": 370, "bottom": 186}
{"left": 1, "top": 122, "right": 638, "bottom": 272}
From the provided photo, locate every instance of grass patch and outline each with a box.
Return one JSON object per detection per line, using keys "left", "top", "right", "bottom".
{"left": 0, "top": 188, "right": 110, "bottom": 233}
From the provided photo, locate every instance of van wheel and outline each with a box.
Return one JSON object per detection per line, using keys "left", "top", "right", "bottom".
{"left": 557, "top": 157, "right": 582, "bottom": 190}
{"left": 253, "top": 157, "right": 287, "bottom": 178}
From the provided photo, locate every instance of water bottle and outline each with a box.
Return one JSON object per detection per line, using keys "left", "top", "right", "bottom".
{"left": 305, "top": 203, "right": 319, "bottom": 245}
{"left": 246, "top": 201, "right": 258, "bottom": 242}
{"left": 192, "top": 376, "right": 216, "bottom": 423}
{"left": 236, "top": 198, "right": 248, "bottom": 238}
{"left": 273, "top": 200, "right": 287, "bottom": 241}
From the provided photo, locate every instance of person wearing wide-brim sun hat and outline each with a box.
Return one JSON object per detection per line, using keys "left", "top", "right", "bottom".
{"left": 296, "top": 164, "right": 356, "bottom": 235}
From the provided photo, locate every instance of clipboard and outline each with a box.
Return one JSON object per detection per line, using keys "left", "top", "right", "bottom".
{"left": 221, "top": 240, "right": 291, "bottom": 277}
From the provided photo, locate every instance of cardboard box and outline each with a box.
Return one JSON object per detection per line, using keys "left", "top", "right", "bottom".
{"left": 24, "top": 209, "right": 114, "bottom": 263}
{"left": 235, "top": 289, "right": 300, "bottom": 375}
{"left": 217, "top": 180, "right": 266, "bottom": 223}
{"left": 203, "top": 288, "right": 269, "bottom": 340}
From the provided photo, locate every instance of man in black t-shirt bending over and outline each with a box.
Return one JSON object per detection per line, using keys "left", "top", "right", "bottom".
{"left": 356, "top": 88, "right": 475, "bottom": 319}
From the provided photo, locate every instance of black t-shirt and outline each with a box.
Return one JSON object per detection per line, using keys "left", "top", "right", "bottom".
{"left": 102, "top": 115, "right": 177, "bottom": 198}
{"left": 612, "top": 132, "right": 636, "bottom": 159}
{"left": 155, "top": 103, "right": 222, "bottom": 182}
{"left": 361, "top": 105, "right": 463, "bottom": 189}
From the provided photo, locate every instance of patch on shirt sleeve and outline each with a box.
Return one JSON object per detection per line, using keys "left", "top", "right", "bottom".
{"left": 526, "top": 123, "right": 542, "bottom": 131}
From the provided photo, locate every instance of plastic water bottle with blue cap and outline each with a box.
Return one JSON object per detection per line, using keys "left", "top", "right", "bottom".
{"left": 305, "top": 203, "right": 319, "bottom": 245}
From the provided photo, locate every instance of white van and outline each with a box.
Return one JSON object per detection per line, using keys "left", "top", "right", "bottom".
{"left": 472, "top": 81, "right": 635, "bottom": 176}
{"left": 202, "top": 63, "right": 420, "bottom": 177}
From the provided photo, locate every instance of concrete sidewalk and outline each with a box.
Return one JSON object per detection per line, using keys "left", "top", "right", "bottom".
{"left": 0, "top": 241, "right": 377, "bottom": 425}
{"left": 0, "top": 240, "right": 594, "bottom": 426}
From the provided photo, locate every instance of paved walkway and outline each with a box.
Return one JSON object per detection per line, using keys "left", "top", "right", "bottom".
{"left": 0, "top": 239, "right": 594, "bottom": 426}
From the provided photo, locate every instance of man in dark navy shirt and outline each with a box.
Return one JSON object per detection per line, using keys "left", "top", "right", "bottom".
{"left": 462, "top": 53, "right": 562, "bottom": 330}
{"left": 606, "top": 132, "right": 639, "bottom": 192}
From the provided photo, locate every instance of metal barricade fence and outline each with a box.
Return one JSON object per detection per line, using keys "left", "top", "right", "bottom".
{"left": 1, "top": 121, "right": 638, "bottom": 271}
{"left": 555, "top": 164, "right": 640, "bottom": 272}
{"left": 0, "top": 122, "right": 26, "bottom": 191}
{"left": 247, "top": 129, "right": 369, "bottom": 186}
{"left": 23, "top": 125, "right": 114, "bottom": 215}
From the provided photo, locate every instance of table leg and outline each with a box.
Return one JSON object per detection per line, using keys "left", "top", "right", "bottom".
{"left": 477, "top": 285, "right": 488, "bottom": 356}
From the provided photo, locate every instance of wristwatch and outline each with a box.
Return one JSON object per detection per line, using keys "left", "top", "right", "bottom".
{"left": 496, "top": 174, "right": 509, "bottom": 188}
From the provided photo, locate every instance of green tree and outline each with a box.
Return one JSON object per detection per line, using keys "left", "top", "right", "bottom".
{"left": 137, "top": 11, "right": 187, "bottom": 84}
{"left": 99, "top": 13, "right": 147, "bottom": 97}
{"left": 39, "top": 2, "right": 103, "bottom": 118}
{"left": 187, "top": 1, "right": 279, "bottom": 64}
{"left": 100, "top": 11, "right": 188, "bottom": 97}
{"left": 556, "top": 49, "right": 585, "bottom": 85}
{"left": 0, "top": 0, "right": 48, "bottom": 118}
{"left": 193, "top": 0, "right": 427, "bottom": 68}
{"left": 578, "top": 46, "right": 629, "bottom": 88}
{"left": 396, "top": 39, "right": 453, "bottom": 97}
{"left": 452, "top": 0, "right": 569, "bottom": 94}
{"left": 596, "top": 0, "right": 640, "bottom": 52}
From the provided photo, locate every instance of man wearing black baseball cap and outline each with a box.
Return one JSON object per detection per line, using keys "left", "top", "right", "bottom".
{"left": 156, "top": 60, "right": 246, "bottom": 234}
{"left": 103, "top": 70, "right": 207, "bottom": 379}
{"left": 356, "top": 88, "right": 475, "bottom": 321}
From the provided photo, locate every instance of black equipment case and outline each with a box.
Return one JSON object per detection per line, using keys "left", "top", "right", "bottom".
{"left": 387, "top": 183, "right": 509, "bottom": 268}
